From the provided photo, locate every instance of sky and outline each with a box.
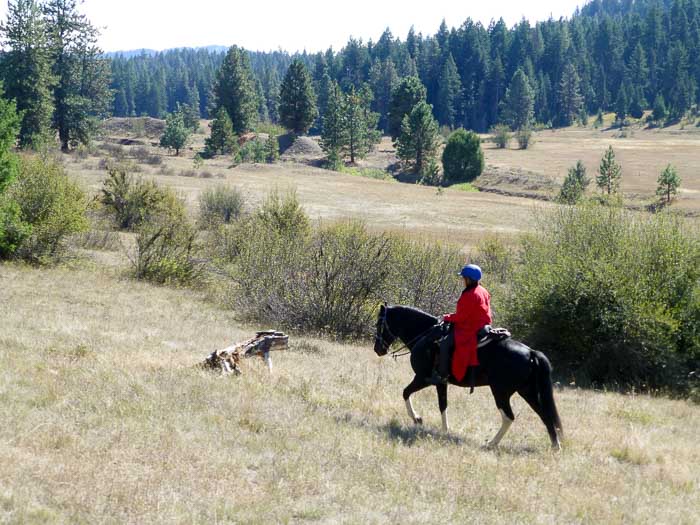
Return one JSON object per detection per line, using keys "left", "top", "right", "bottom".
{"left": 0, "top": 0, "right": 586, "bottom": 53}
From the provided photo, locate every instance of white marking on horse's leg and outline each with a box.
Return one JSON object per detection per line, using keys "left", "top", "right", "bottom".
{"left": 441, "top": 411, "right": 449, "bottom": 433}
{"left": 405, "top": 398, "right": 422, "bottom": 425}
{"left": 264, "top": 351, "right": 272, "bottom": 373}
{"left": 487, "top": 409, "right": 513, "bottom": 449}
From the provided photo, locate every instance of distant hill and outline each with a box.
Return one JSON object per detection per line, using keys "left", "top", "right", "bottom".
{"left": 106, "top": 45, "right": 228, "bottom": 58}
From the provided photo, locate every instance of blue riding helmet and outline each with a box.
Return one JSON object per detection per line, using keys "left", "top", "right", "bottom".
{"left": 459, "top": 264, "right": 482, "bottom": 281}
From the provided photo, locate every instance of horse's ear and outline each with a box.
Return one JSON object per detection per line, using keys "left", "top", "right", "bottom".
{"left": 379, "top": 302, "right": 386, "bottom": 314}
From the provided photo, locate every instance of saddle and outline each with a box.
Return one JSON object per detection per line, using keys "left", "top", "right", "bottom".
{"left": 477, "top": 325, "right": 511, "bottom": 348}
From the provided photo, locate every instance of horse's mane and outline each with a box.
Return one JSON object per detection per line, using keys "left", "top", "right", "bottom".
{"left": 389, "top": 305, "right": 437, "bottom": 322}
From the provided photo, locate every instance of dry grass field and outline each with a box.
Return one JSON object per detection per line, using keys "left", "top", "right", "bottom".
{"left": 1, "top": 262, "right": 698, "bottom": 523}
{"left": 2, "top": 119, "right": 699, "bottom": 522}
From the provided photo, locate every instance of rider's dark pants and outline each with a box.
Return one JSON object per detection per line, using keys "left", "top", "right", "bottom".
{"left": 438, "top": 328, "right": 454, "bottom": 378}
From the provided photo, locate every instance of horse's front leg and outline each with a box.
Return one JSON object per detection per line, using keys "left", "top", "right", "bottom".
{"left": 403, "top": 375, "right": 429, "bottom": 426}
{"left": 437, "top": 383, "right": 449, "bottom": 432}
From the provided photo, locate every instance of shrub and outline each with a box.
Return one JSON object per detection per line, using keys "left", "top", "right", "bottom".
{"left": 215, "top": 189, "right": 466, "bottom": 337}
{"left": 387, "top": 238, "right": 463, "bottom": 315}
{"left": 238, "top": 139, "right": 266, "bottom": 164}
{"left": 504, "top": 204, "right": 700, "bottom": 393}
{"left": 515, "top": 128, "right": 534, "bottom": 149}
{"left": 256, "top": 189, "right": 310, "bottom": 238}
{"left": 198, "top": 185, "right": 245, "bottom": 227}
{"left": 101, "top": 167, "right": 184, "bottom": 230}
{"left": 442, "top": 128, "right": 484, "bottom": 184}
{"left": 558, "top": 160, "right": 590, "bottom": 204}
{"left": 491, "top": 125, "right": 511, "bottom": 149}
{"left": 6, "top": 156, "right": 89, "bottom": 262}
{"left": 131, "top": 146, "right": 162, "bottom": 165}
{"left": 419, "top": 158, "right": 442, "bottom": 186}
{"left": 131, "top": 214, "right": 200, "bottom": 285}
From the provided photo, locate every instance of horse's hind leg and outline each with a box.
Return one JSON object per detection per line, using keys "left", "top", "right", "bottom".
{"left": 518, "top": 385, "right": 561, "bottom": 450}
{"left": 487, "top": 386, "right": 515, "bottom": 449}
{"left": 403, "top": 375, "right": 429, "bottom": 426}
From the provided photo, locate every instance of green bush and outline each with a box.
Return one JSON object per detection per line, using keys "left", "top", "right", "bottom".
{"left": 198, "top": 185, "right": 245, "bottom": 227}
{"left": 504, "top": 204, "right": 700, "bottom": 393}
{"left": 491, "top": 124, "right": 511, "bottom": 149}
{"left": 515, "top": 128, "right": 534, "bottom": 149}
{"left": 5, "top": 156, "right": 89, "bottom": 262}
{"left": 214, "top": 189, "right": 465, "bottom": 337}
{"left": 442, "top": 128, "right": 484, "bottom": 184}
{"left": 101, "top": 167, "right": 184, "bottom": 230}
{"left": 237, "top": 139, "right": 266, "bottom": 164}
{"left": 131, "top": 214, "right": 200, "bottom": 285}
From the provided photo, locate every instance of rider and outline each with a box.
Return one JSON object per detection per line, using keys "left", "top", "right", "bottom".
{"left": 427, "top": 264, "right": 492, "bottom": 385}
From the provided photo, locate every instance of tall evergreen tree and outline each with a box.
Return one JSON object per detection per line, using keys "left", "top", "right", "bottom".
{"left": 319, "top": 81, "right": 347, "bottom": 167}
{"left": 436, "top": 54, "right": 463, "bottom": 129}
{"left": 557, "top": 63, "right": 584, "bottom": 126}
{"left": 502, "top": 68, "right": 534, "bottom": 130}
{"left": 160, "top": 110, "right": 190, "bottom": 156}
{"left": 388, "top": 76, "right": 427, "bottom": 139}
{"left": 558, "top": 160, "right": 590, "bottom": 204}
{"left": 205, "top": 107, "right": 237, "bottom": 156}
{"left": 615, "top": 85, "right": 628, "bottom": 123}
{"left": 597, "top": 145, "right": 622, "bottom": 195}
{"left": 369, "top": 59, "right": 398, "bottom": 132}
{"left": 279, "top": 59, "right": 318, "bottom": 135}
{"left": 656, "top": 164, "right": 681, "bottom": 205}
{"left": 213, "top": 46, "right": 258, "bottom": 134}
{"left": 344, "top": 86, "right": 380, "bottom": 164}
{"left": 396, "top": 101, "right": 440, "bottom": 175}
{"left": 44, "top": 0, "right": 111, "bottom": 151}
{"left": 0, "top": 0, "right": 55, "bottom": 148}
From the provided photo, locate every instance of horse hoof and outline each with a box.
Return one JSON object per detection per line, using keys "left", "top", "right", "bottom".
{"left": 415, "top": 417, "right": 423, "bottom": 426}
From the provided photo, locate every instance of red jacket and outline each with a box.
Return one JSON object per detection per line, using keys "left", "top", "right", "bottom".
{"left": 443, "top": 284, "right": 492, "bottom": 381}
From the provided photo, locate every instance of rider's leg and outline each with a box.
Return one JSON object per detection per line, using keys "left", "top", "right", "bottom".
{"left": 438, "top": 329, "right": 454, "bottom": 379}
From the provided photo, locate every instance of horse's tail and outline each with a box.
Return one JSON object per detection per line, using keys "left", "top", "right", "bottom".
{"left": 533, "top": 350, "right": 563, "bottom": 438}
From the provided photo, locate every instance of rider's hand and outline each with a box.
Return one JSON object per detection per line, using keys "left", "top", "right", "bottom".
{"left": 438, "top": 315, "right": 445, "bottom": 324}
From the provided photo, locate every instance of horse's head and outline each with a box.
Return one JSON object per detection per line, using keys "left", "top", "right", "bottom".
{"left": 374, "top": 303, "right": 397, "bottom": 356}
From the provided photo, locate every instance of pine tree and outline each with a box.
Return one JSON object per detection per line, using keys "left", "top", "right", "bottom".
{"left": 502, "top": 68, "right": 534, "bottom": 130}
{"left": 396, "top": 101, "right": 440, "bottom": 175}
{"left": 656, "top": 164, "right": 681, "bottom": 205}
{"left": 558, "top": 160, "right": 590, "bottom": 204}
{"left": 369, "top": 59, "right": 398, "bottom": 132}
{"left": 345, "top": 86, "right": 380, "bottom": 164}
{"left": 279, "top": 59, "right": 318, "bottom": 135}
{"left": 319, "top": 81, "right": 347, "bottom": 168}
{"left": 388, "top": 76, "right": 427, "bottom": 140}
{"left": 596, "top": 146, "right": 622, "bottom": 195}
{"left": 557, "top": 63, "right": 584, "bottom": 127}
{"left": 205, "top": 107, "right": 237, "bottom": 156}
{"left": 436, "top": 54, "right": 463, "bottom": 129}
{"left": 265, "top": 134, "right": 279, "bottom": 163}
{"left": 0, "top": 84, "right": 20, "bottom": 193}
{"left": 441, "top": 128, "right": 484, "bottom": 184}
{"left": 628, "top": 87, "right": 646, "bottom": 119}
{"left": 652, "top": 94, "right": 667, "bottom": 123}
{"left": 0, "top": 86, "right": 25, "bottom": 258}
{"left": 615, "top": 86, "right": 628, "bottom": 123}
{"left": 160, "top": 111, "right": 190, "bottom": 156}
{"left": 0, "top": 0, "right": 55, "bottom": 148}
{"left": 44, "top": 0, "right": 112, "bottom": 151}
{"left": 213, "top": 46, "right": 258, "bottom": 134}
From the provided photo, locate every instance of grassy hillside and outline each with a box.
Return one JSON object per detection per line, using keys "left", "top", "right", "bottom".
{"left": 1, "top": 262, "right": 698, "bottom": 523}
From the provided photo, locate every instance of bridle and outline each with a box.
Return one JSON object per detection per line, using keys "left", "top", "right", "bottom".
{"left": 375, "top": 308, "right": 398, "bottom": 356}
{"left": 375, "top": 307, "right": 438, "bottom": 360}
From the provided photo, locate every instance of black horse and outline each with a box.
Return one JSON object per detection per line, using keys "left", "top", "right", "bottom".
{"left": 374, "top": 304, "right": 563, "bottom": 449}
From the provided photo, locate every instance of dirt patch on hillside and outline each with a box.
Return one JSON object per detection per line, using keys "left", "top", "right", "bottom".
{"left": 474, "top": 165, "right": 558, "bottom": 200}
{"left": 280, "top": 136, "right": 324, "bottom": 163}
